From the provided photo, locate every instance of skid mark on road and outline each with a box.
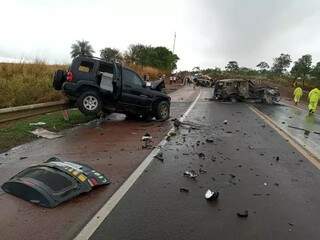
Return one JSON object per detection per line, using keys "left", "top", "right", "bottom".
{"left": 74, "top": 92, "right": 202, "bottom": 240}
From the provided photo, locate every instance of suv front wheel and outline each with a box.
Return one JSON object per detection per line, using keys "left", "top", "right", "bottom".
{"left": 77, "top": 91, "right": 102, "bottom": 116}
{"left": 155, "top": 101, "right": 170, "bottom": 121}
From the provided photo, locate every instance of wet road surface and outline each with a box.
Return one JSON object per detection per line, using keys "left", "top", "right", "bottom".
{"left": 91, "top": 89, "right": 320, "bottom": 240}
{"left": 254, "top": 103, "right": 320, "bottom": 159}
{"left": 0, "top": 86, "right": 199, "bottom": 240}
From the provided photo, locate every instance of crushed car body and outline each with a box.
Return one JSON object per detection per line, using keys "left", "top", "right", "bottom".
{"left": 1, "top": 157, "right": 110, "bottom": 208}
{"left": 212, "top": 79, "right": 280, "bottom": 103}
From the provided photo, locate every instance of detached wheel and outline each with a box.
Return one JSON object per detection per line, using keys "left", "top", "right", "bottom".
{"left": 77, "top": 91, "right": 102, "bottom": 116}
{"left": 155, "top": 101, "right": 170, "bottom": 121}
{"left": 53, "top": 70, "right": 65, "bottom": 90}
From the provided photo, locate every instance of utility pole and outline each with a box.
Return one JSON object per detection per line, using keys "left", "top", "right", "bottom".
{"left": 172, "top": 32, "right": 176, "bottom": 53}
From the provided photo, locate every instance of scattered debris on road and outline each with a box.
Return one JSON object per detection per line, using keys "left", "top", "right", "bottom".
{"left": 154, "top": 152, "right": 164, "bottom": 162}
{"left": 223, "top": 120, "right": 228, "bottom": 124}
{"left": 31, "top": 128, "right": 63, "bottom": 139}
{"left": 183, "top": 170, "right": 198, "bottom": 179}
{"left": 205, "top": 189, "right": 219, "bottom": 200}
{"left": 180, "top": 188, "right": 189, "bottom": 193}
{"left": 142, "top": 133, "right": 153, "bottom": 148}
{"left": 237, "top": 210, "right": 249, "bottom": 218}
{"left": 199, "top": 168, "right": 207, "bottom": 174}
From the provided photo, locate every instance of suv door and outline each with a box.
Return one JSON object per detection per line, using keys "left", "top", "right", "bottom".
{"left": 120, "top": 68, "right": 152, "bottom": 110}
{"left": 113, "top": 63, "right": 122, "bottom": 100}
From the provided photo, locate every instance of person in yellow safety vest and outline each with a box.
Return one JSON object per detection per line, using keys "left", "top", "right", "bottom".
{"left": 308, "top": 88, "right": 320, "bottom": 114}
{"left": 293, "top": 86, "right": 303, "bottom": 105}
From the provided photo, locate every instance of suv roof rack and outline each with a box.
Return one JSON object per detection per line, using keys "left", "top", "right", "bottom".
{"left": 75, "top": 55, "right": 122, "bottom": 65}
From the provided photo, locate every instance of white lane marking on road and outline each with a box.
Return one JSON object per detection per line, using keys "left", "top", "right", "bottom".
{"left": 250, "top": 106, "right": 320, "bottom": 169}
{"left": 74, "top": 92, "right": 202, "bottom": 240}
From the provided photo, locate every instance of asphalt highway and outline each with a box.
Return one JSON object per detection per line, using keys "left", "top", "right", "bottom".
{"left": 91, "top": 89, "right": 320, "bottom": 240}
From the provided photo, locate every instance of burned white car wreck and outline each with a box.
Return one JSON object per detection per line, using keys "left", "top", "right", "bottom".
{"left": 213, "top": 79, "right": 280, "bottom": 103}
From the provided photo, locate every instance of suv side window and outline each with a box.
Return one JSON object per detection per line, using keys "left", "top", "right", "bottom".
{"left": 123, "top": 69, "right": 143, "bottom": 89}
{"left": 98, "top": 62, "right": 113, "bottom": 74}
{"left": 78, "top": 61, "right": 94, "bottom": 73}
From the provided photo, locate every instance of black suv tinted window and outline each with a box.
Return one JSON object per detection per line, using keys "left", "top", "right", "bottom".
{"left": 123, "top": 69, "right": 143, "bottom": 89}
{"left": 79, "top": 61, "right": 94, "bottom": 73}
{"left": 99, "top": 62, "right": 113, "bottom": 74}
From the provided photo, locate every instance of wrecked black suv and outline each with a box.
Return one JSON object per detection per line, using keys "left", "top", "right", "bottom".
{"left": 53, "top": 56, "right": 170, "bottom": 121}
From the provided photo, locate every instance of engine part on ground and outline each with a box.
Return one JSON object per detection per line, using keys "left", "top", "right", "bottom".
{"left": 1, "top": 157, "right": 110, "bottom": 208}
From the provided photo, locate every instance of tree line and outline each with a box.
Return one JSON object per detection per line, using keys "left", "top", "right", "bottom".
{"left": 202, "top": 53, "right": 320, "bottom": 86}
{"left": 70, "top": 40, "right": 179, "bottom": 72}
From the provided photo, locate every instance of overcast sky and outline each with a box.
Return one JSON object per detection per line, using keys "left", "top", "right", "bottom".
{"left": 1, "top": 0, "right": 320, "bottom": 70}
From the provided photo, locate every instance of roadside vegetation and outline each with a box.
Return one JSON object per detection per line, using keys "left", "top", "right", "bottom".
{"left": 0, "top": 109, "right": 94, "bottom": 153}
{"left": 201, "top": 53, "right": 320, "bottom": 90}
{"left": 0, "top": 40, "right": 178, "bottom": 108}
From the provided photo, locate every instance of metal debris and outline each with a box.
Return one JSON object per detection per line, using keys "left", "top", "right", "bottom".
{"left": 205, "top": 189, "right": 219, "bottom": 200}
{"left": 31, "top": 128, "right": 63, "bottom": 139}
{"left": 223, "top": 120, "right": 228, "bottom": 124}
{"left": 206, "top": 138, "right": 214, "bottom": 143}
{"left": 198, "top": 152, "right": 205, "bottom": 159}
{"left": 183, "top": 170, "right": 198, "bottom": 179}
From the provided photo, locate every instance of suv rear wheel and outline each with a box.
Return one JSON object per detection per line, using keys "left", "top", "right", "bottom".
{"left": 77, "top": 91, "right": 102, "bottom": 116}
{"left": 155, "top": 101, "right": 170, "bottom": 121}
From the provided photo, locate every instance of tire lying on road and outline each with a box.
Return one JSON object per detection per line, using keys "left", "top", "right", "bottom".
{"left": 155, "top": 100, "right": 170, "bottom": 121}
{"left": 53, "top": 70, "right": 66, "bottom": 90}
{"left": 77, "top": 91, "right": 102, "bottom": 116}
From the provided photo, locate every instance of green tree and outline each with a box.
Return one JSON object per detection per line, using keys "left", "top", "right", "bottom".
{"left": 271, "top": 53, "right": 292, "bottom": 74}
{"left": 291, "top": 54, "right": 312, "bottom": 79}
{"left": 225, "top": 61, "right": 239, "bottom": 72}
{"left": 311, "top": 62, "right": 320, "bottom": 80}
{"left": 124, "top": 44, "right": 179, "bottom": 71}
{"left": 256, "top": 61, "right": 270, "bottom": 72}
{"left": 70, "top": 40, "right": 94, "bottom": 58}
{"left": 100, "top": 47, "right": 122, "bottom": 62}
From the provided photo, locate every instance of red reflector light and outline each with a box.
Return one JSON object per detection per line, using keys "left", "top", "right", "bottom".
{"left": 66, "top": 71, "right": 73, "bottom": 81}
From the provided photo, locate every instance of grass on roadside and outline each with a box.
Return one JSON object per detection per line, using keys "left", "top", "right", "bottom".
{"left": 0, "top": 109, "right": 94, "bottom": 153}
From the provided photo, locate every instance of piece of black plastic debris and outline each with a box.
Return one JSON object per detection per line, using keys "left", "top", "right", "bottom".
{"left": 223, "top": 120, "right": 228, "bottom": 124}
{"left": 229, "top": 174, "right": 236, "bottom": 178}
{"left": 253, "top": 193, "right": 262, "bottom": 196}
{"left": 288, "top": 222, "right": 294, "bottom": 227}
{"left": 274, "top": 183, "right": 279, "bottom": 187}
{"left": 237, "top": 164, "right": 242, "bottom": 168}
{"left": 206, "top": 138, "right": 214, "bottom": 143}
{"left": 211, "top": 177, "right": 216, "bottom": 181}
{"left": 205, "top": 189, "right": 219, "bottom": 200}
{"left": 183, "top": 170, "right": 198, "bottom": 179}
{"left": 19, "top": 157, "right": 28, "bottom": 160}
{"left": 276, "top": 156, "right": 280, "bottom": 161}
{"left": 198, "top": 152, "right": 205, "bottom": 159}
{"left": 260, "top": 153, "right": 264, "bottom": 156}
{"left": 237, "top": 210, "right": 249, "bottom": 218}
{"left": 180, "top": 188, "right": 189, "bottom": 193}
{"left": 154, "top": 152, "right": 164, "bottom": 162}
{"left": 282, "top": 122, "right": 286, "bottom": 124}
{"left": 199, "top": 168, "right": 207, "bottom": 174}
{"left": 1, "top": 157, "right": 110, "bottom": 208}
